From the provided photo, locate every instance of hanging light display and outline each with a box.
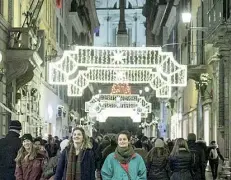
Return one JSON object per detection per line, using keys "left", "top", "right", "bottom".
{"left": 111, "top": 83, "right": 131, "bottom": 94}
{"left": 48, "top": 46, "right": 187, "bottom": 98}
{"left": 85, "top": 94, "right": 152, "bottom": 122}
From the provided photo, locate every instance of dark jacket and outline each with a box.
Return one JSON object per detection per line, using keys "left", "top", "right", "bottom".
{"left": 95, "top": 140, "right": 110, "bottom": 170}
{"left": 169, "top": 149, "right": 193, "bottom": 180}
{"left": 187, "top": 140, "right": 206, "bottom": 180}
{"left": 0, "top": 131, "right": 21, "bottom": 180}
{"left": 101, "top": 144, "right": 117, "bottom": 164}
{"left": 55, "top": 148, "right": 95, "bottom": 180}
{"left": 147, "top": 154, "right": 170, "bottom": 180}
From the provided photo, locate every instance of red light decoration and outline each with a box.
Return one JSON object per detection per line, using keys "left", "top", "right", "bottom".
{"left": 111, "top": 83, "right": 131, "bottom": 94}
{"left": 56, "top": 0, "right": 62, "bottom": 8}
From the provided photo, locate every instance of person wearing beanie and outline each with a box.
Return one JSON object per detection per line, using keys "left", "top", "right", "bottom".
{"left": 0, "top": 120, "right": 22, "bottom": 180}
{"left": 146, "top": 138, "right": 170, "bottom": 180}
{"left": 187, "top": 133, "right": 206, "bottom": 180}
{"left": 15, "top": 133, "right": 46, "bottom": 180}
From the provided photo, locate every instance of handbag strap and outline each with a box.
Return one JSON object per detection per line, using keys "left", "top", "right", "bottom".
{"left": 120, "top": 164, "right": 132, "bottom": 180}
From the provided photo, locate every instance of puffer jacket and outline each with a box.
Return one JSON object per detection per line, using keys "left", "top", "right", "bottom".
{"left": 147, "top": 155, "right": 170, "bottom": 180}
{"left": 169, "top": 149, "right": 193, "bottom": 180}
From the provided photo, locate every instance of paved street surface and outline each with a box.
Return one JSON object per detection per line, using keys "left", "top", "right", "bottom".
{"left": 206, "top": 171, "right": 213, "bottom": 179}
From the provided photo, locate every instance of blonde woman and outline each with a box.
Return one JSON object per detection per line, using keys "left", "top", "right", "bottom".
{"left": 169, "top": 138, "right": 194, "bottom": 180}
{"left": 15, "top": 134, "right": 46, "bottom": 180}
{"left": 55, "top": 127, "right": 95, "bottom": 180}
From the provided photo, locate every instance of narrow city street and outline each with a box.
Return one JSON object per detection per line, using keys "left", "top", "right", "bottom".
{"left": 0, "top": 0, "right": 231, "bottom": 179}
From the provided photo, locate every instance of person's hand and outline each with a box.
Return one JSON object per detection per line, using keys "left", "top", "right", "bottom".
{"left": 96, "top": 170, "right": 101, "bottom": 178}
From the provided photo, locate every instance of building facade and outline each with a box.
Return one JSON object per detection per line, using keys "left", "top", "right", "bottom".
{"left": 0, "top": 0, "right": 99, "bottom": 138}
{"left": 95, "top": 0, "right": 146, "bottom": 47}
{"left": 146, "top": 0, "right": 231, "bottom": 160}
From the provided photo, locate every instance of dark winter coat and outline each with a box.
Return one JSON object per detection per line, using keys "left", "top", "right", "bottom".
{"left": 0, "top": 131, "right": 21, "bottom": 180}
{"left": 196, "top": 140, "right": 208, "bottom": 180}
{"left": 147, "top": 154, "right": 170, "bottom": 180}
{"left": 102, "top": 144, "right": 117, "bottom": 164}
{"left": 54, "top": 148, "right": 95, "bottom": 180}
{"left": 169, "top": 149, "right": 194, "bottom": 180}
{"left": 187, "top": 140, "right": 206, "bottom": 180}
{"left": 95, "top": 140, "right": 111, "bottom": 170}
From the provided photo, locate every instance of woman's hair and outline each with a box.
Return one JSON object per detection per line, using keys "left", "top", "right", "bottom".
{"left": 147, "top": 147, "right": 169, "bottom": 162}
{"left": 69, "top": 127, "right": 92, "bottom": 149}
{"left": 170, "top": 138, "right": 189, "bottom": 157}
{"left": 117, "top": 130, "right": 131, "bottom": 141}
{"left": 15, "top": 144, "right": 38, "bottom": 165}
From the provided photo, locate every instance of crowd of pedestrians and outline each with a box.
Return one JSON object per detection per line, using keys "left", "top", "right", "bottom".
{"left": 0, "top": 120, "right": 225, "bottom": 180}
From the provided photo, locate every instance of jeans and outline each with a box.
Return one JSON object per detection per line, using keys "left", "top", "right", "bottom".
{"left": 209, "top": 160, "right": 219, "bottom": 179}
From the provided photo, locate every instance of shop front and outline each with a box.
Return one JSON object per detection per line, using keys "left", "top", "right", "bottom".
{"left": 39, "top": 84, "right": 69, "bottom": 138}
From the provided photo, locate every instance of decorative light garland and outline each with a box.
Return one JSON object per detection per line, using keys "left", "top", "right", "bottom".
{"left": 48, "top": 46, "right": 187, "bottom": 98}
{"left": 85, "top": 94, "right": 152, "bottom": 122}
{"left": 139, "top": 117, "right": 159, "bottom": 128}
{"left": 111, "top": 83, "right": 131, "bottom": 94}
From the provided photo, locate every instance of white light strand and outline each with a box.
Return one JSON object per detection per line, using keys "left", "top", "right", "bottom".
{"left": 85, "top": 94, "right": 151, "bottom": 119}
{"left": 48, "top": 46, "right": 187, "bottom": 98}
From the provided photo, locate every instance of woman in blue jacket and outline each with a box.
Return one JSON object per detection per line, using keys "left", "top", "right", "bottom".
{"left": 55, "top": 127, "right": 95, "bottom": 180}
{"left": 101, "top": 130, "right": 146, "bottom": 180}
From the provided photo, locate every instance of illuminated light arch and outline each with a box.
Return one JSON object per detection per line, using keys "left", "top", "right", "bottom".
{"left": 85, "top": 94, "right": 151, "bottom": 122}
{"left": 49, "top": 46, "right": 187, "bottom": 98}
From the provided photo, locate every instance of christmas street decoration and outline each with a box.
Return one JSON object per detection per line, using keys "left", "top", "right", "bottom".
{"left": 111, "top": 83, "right": 131, "bottom": 94}
{"left": 139, "top": 117, "right": 159, "bottom": 128}
{"left": 49, "top": 46, "right": 187, "bottom": 98}
{"left": 85, "top": 94, "right": 152, "bottom": 122}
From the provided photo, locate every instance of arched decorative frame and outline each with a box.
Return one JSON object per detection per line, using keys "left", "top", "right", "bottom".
{"left": 48, "top": 46, "right": 187, "bottom": 98}
{"left": 85, "top": 94, "right": 152, "bottom": 122}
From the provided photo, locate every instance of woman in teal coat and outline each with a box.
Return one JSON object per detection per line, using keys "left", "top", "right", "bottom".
{"left": 101, "top": 131, "right": 147, "bottom": 180}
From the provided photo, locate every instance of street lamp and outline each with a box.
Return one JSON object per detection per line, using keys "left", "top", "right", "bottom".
{"left": 182, "top": 12, "right": 192, "bottom": 23}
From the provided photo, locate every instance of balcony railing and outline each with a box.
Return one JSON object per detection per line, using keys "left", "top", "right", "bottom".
{"left": 8, "top": 27, "right": 39, "bottom": 50}
{"left": 207, "top": 0, "right": 231, "bottom": 34}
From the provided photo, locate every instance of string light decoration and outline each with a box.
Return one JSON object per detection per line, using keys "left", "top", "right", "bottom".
{"left": 139, "top": 117, "right": 159, "bottom": 128}
{"left": 85, "top": 94, "right": 152, "bottom": 122}
{"left": 49, "top": 46, "right": 187, "bottom": 98}
{"left": 111, "top": 83, "right": 131, "bottom": 94}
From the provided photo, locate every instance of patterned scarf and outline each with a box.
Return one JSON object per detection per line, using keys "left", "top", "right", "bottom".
{"left": 66, "top": 144, "right": 82, "bottom": 180}
{"left": 115, "top": 144, "right": 135, "bottom": 164}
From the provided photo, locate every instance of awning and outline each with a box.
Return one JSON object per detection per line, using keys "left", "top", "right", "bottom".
{"left": 0, "top": 102, "right": 16, "bottom": 115}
